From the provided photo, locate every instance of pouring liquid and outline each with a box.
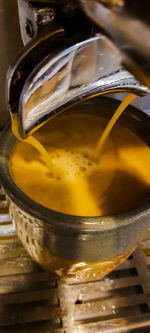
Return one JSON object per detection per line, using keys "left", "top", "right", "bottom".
{"left": 11, "top": 114, "right": 55, "bottom": 175}
{"left": 10, "top": 93, "right": 150, "bottom": 216}
{"left": 11, "top": 93, "right": 136, "bottom": 179}
{"left": 94, "top": 93, "right": 137, "bottom": 160}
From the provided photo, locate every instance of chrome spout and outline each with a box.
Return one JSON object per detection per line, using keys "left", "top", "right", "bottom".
{"left": 8, "top": 34, "right": 149, "bottom": 138}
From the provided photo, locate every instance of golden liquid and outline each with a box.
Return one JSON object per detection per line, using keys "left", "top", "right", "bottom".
{"left": 94, "top": 93, "right": 137, "bottom": 160}
{"left": 11, "top": 114, "right": 55, "bottom": 174}
{"left": 10, "top": 95, "right": 150, "bottom": 216}
{"left": 12, "top": 94, "right": 136, "bottom": 169}
{"left": 11, "top": 94, "right": 136, "bottom": 181}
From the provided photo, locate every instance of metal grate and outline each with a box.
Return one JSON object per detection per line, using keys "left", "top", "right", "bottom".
{"left": 0, "top": 186, "right": 150, "bottom": 332}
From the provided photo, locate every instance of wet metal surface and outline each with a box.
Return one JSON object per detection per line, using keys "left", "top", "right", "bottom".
{"left": 0, "top": 186, "right": 150, "bottom": 332}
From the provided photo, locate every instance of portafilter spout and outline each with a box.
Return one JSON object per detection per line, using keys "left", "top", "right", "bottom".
{"left": 7, "top": 30, "right": 149, "bottom": 138}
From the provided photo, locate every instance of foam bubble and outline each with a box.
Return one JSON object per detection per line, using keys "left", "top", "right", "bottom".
{"left": 46, "top": 148, "right": 98, "bottom": 182}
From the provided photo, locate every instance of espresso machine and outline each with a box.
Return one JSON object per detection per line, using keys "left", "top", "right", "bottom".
{"left": 1, "top": 1, "right": 150, "bottom": 332}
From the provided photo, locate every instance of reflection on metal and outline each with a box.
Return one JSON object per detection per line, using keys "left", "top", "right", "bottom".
{"left": 9, "top": 34, "right": 149, "bottom": 138}
{"left": 18, "top": 0, "right": 55, "bottom": 44}
{"left": 0, "top": 185, "right": 150, "bottom": 332}
{"left": 6, "top": 0, "right": 150, "bottom": 138}
{"left": 80, "top": 0, "right": 150, "bottom": 88}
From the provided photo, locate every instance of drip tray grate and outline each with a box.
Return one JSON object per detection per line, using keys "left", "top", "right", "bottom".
{"left": 0, "top": 186, "right": 150, "bottom": 332}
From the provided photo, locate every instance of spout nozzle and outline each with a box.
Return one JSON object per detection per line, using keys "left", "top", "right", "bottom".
{"left": 8, "top": 33, "right": 150, "bottom": 139}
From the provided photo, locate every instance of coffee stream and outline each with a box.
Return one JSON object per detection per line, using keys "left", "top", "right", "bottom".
{"left": 11, "top": 91, "right": 150, "bottom": 217}
{"left": 12, "top": 93, "right": 136, "bottom": 171}
{"left": 11, "top": 114, "right": 55, "bottom": 175}
{"left": 94, "top": 93, "right": 137, "bottom": 160}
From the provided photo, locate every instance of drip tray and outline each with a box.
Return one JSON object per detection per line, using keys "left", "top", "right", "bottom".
{"left": 0, "top": 186, "right": 150, "bottom": 332}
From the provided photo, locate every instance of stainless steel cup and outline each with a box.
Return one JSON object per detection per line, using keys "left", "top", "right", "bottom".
{"left": 0, "top": 96, "right": 150, "bottom": 281}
